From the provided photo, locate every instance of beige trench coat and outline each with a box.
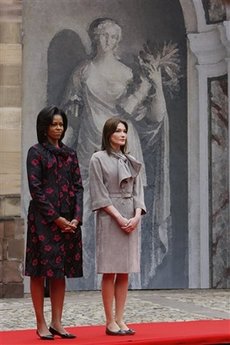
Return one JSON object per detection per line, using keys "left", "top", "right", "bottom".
{"left": 89, "top": 150, "right": 146, "bottom": 273}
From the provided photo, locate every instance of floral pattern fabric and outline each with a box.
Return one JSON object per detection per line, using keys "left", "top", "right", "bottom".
{"left": 25, "top": 142, "right": 83, "bottom": 278}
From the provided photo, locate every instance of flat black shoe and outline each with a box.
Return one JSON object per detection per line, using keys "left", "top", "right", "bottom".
{"left": 105, "top": 327, "right": 126, "bottom": 336}
{"left": 49, "top": 326, "right": 76, "bottom": 339}
{"left": 36, "top": 330, "right": 54, "bottom": 340}
{"left": 123, "top": 328, "right": 135, "bottom": 335}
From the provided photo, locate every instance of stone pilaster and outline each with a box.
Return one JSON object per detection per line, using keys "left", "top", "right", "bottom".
{"left": 188, "top": 18, "right": 229, "bottom": 288}
{"left": 0, "top": 0, "right": 24, "bottom": 297}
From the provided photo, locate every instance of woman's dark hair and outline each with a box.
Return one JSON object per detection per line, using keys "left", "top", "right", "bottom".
{"left": 36, "top": 105, "right": 68, "bottom": 144}
{"left": 101, "top": 117, "right": 128, "bottom": 154}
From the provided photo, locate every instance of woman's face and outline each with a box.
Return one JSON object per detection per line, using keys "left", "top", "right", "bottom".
{"left": 47, "top": 114, "right": 64, "bottom": 146}
{"left": 109, "top": 122, "right": 127, "bottom": 151}
{"left": 98, "top": 25, "right": 119, "bottom": 53}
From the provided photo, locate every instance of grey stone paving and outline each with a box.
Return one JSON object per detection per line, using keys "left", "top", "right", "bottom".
{"left": 0, "top": 289, "right": 229, "bottom": 331}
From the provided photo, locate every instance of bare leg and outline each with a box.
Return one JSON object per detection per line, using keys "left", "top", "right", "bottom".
{"left": 115, "top": 273, "right": 129, "bottom": 330}
{"left": 101, "top": 273, "right": 120, "bottom": 331}
{"left": 30, "top": 277, "right": 51, "bottom": 336}
{"left": 49, "top": 278, "right": 66, "bottom": 333}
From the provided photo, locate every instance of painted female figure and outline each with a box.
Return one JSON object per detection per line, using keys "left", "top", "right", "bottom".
{"left": 62, "top": 17, "right": 170, "bottom": 287}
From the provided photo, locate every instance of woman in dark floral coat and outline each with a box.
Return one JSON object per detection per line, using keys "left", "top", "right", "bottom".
{"left": 25, "top": 105, "right": 83, "bottom": 340}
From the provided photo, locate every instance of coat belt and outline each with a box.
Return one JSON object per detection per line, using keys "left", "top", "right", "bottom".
{"left": 109, "top": 192, "right": 132, "bottom": 198}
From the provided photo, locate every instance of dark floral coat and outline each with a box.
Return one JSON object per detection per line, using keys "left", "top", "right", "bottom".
{"left": 25, "top": 142, "right": 83, "bottom": 278}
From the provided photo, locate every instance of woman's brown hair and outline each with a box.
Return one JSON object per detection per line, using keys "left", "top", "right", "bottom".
{"left": 101, "top": 117, "right": 128, "bottom": 154}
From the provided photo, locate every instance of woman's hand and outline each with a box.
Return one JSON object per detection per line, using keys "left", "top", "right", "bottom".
{"left": 70, "top": 219, "right": 79, "bottom": 228}
{"left": 103, "top": 205, "right": 140, "bottom": 234}
{"left": 54, "top": 217, "right": 76, "bottom": 233}
{"left": 121, "top": 214, "right": 141, "bottom": 234}
{"left": 116, "top": 215, "right": 130, "bottom": 228}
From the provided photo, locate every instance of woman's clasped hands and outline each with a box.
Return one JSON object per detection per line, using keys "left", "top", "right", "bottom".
{"left": 119, "top": 215, "right": 141, "bottom": 234}
{"left": 55, "top": 217, "right": 78, "bottom": 233}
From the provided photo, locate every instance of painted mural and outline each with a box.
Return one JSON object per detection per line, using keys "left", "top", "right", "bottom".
{"left": 24, "top": 0, "right": 188, "bottom": 290}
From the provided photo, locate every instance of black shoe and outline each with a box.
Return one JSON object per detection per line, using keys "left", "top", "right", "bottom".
{"left": 49, "top": 326, "right": 76, "bottom": 339}
{"left": 105, "top": 327, "right": 126, "bottom": 336}
{"left": 36, "top": 330, "right": 54, "bottom": 340}
{"left": 123, "top": 328, "right": 135, "bottom": 335}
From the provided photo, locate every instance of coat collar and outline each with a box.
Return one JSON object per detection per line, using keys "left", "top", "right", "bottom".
{"left": 42, "top": 141, "right": 70, "bottom": 159}
{"left": 110, "top": 151, "right": 142, "bottom": 185}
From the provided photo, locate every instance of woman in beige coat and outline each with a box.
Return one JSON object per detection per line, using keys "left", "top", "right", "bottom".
{"left": 89, "top": 117, "right": 146, "bottom": 336}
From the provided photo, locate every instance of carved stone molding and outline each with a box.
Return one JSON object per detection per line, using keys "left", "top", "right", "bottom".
{"left": 220, "top": 21, "right": 230, "bottom": 56}
{"left": 188, "top": 27, "right": 226, "bottom": 65}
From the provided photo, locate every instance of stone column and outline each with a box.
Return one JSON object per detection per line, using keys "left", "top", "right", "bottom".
{"left": 188, "top": 22, "right": 229, "bottom": 287}
{"left": 0, "top": 0, "right": 24, "bottom": 297}
{"left": 221, "top": 20, "right": 230, "bottom": 205}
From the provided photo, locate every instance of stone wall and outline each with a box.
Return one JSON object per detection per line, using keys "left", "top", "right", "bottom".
{"left": 0, "top": 0, "right": 24, "bottom": 297}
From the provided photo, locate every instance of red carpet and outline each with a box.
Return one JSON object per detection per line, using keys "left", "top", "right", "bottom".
{"left": 0, "top": 320, "right": 229, "bottom": 345}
